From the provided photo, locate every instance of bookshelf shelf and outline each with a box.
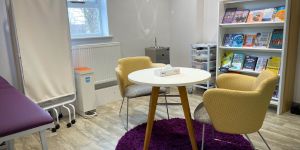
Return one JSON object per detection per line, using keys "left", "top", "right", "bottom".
{"left": 219, "top": 46, "right": 283, "bottom": 53}
{"left": 222, "top": 0, "right": 260, "bottom": 4}
{"left": 220, "top": 22, "right": 284, "bottom": 28}
{"left": 217, "top": 0, "right": 292, "bottom": 114}
{"left": 228, "top": 68, "right": 260, "bottom": 75}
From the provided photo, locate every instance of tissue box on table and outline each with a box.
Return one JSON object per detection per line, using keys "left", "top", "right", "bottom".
{"left": 154, "top": 67, "right": 180, "bottom": 77}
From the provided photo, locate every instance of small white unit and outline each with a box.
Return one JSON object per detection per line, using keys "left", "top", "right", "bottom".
{"left": 190, "top": 43, "right": 217, "bottom": 91}
{"left": 75, "top": 67, "right": 97, "bottom": 118}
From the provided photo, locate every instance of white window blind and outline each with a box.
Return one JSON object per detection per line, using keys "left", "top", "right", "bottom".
{"left": 67, "top": 0, "right": 109, "bottom": 39}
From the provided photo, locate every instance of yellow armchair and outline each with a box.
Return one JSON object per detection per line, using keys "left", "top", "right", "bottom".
{"left": 194, "top": 70, "right": 278, "bottom": 150}
{"left": 115, "top": 56, "right": 168, "bottom": 130}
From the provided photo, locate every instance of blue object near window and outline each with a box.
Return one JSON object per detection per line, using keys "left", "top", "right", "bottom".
{"left": 67, "top": 0, "right": 109, "bottom": 39}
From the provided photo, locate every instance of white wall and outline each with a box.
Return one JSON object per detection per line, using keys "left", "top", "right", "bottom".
{"left": 294, "top": 32, "right": 300, "bottom": 103}
{"left": 107, "top": 0, "right": 171, "bottom": 57}
{"left": 169, "top": 0, "right": 203, "bottom": 67}
{"left": 0, "top": 0, "right": 17, "bottom": 86}
{"left": 202, "top": 0, "right": 219, "bottom": 43}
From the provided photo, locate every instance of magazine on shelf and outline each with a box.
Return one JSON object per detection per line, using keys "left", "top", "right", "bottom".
{"left": 262, "top": 8, "right": 275, "bottom": 21}
{"left": 255, "top": 56, "right": 269, "bottom": 72}
{"left": 230, "top": 53, "right": 245, "bottom": 70}
{"left": 222, "top": 8, "right": 237, "bottom": 24}
{"left": 266, "top": 56, "right": 281, "bottom": 74}
{"left": 247, "top": 10, "right": 264, "bottom": 23}
{"left": 223, "top": 34, "right": 233, "bottom": 47}
{"left": 243, "top": 55, "right": 258, "bottom": 71}
{"left": 269, "top": 29, "right": 284, "bottom": 49}
{"left": 231, "top": 34, "right": 244, "bottom": 47}
{"left": 221, "top": 51, "right": 234, "bottom": 68}
{"left": 274, "top": 6, "right": 285, "bottom": 22}
{"left": 232, "top": 9, "right": 250, "bottom": 23}
{"left": 254, "top": 32, "right": 271, "bottom": 48}
{"left": 243, "top": 34, "right": 256, "bottom": 47}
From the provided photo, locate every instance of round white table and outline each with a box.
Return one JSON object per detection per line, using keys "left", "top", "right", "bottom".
{"left": 128, "top": 67, "right": 211, "bottom": 150}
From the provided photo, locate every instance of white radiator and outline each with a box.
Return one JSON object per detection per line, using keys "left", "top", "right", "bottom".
{"left": 72, "top": 42, "right": 121, "bottom": 85}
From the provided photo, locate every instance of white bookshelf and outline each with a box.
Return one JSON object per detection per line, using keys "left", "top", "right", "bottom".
{"left": 217, "top": 0, "right": 291, "bottom": 114}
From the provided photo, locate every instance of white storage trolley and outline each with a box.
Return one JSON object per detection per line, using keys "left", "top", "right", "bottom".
{"left": 189, "top": 43, "right": 217, "bottom": 93}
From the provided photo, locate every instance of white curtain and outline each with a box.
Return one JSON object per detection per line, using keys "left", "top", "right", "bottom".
{"left": 10, "top": 0, "right": 75, "bottom": 103}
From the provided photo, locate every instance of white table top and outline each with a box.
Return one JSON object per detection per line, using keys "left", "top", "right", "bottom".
{"left": 128, "top": 67, "right": 211, "bottom": 87}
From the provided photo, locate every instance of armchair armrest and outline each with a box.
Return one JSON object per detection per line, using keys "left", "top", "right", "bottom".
{"left": 115, "top": 67, "right": 126, "bottom": 98}
{"left": 216, "top": 73, "right": 256, "bottom": 91}
{"left": 203, "top": 88, "right": 269, "bottom": 134}
{"left": 151, "top": 63, "right": 166, "bottom": 68}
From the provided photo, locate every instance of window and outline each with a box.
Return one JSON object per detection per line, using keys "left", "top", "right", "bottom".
{"left": 67, "top": 0, "right": 109, "bottom": 39}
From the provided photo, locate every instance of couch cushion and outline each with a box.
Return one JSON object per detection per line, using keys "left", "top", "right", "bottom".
{"left": 125, "top": 84, "right": 166, "bottom": 98}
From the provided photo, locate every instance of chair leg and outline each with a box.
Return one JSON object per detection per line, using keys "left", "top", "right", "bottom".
{"left": 245, "top": 134, "right": 255, "bottom": 150}
{"left": 7, "top": 140, "right": 14, "bottom": 150}
{"left": 201, "top": 124, "right": 205, "bottom": 150}
{"left": 126, "top": 98, "right": 129, "bottom": 131}
{"left": 39, "top": 130, "right": 48, "bottom": 150}
{"left": 119, "top": 97, "right": 125, "bottom": 116}
{"left": 257, "top": 131, "right": 271, "bottom": 150}
{"left": 164, "top": 94, "right": 170, "bottom": 119}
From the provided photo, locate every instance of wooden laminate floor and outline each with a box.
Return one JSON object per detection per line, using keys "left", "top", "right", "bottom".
{"left": 12, "top": 90, "right": 300, "bottom": 150}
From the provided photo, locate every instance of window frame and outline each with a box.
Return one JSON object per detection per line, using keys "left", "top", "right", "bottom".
{"left": 67, "top": 0, "right": 110, "bottom": 39}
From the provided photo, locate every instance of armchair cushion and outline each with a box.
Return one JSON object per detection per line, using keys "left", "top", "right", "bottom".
{"left": 125, "top": 84, "right": 166, "bottom": 98}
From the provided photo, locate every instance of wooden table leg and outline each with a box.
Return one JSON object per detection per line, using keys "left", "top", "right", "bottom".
{"left": 178, "top": 86, "right": 199, "bottom": 150}
{"left": 143, "top": 86, "right": 160, "bottom": 150}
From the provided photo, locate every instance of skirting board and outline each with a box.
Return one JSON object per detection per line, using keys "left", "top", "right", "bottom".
{"left": 95, "top": 85, "right": 122, "bottom": 106}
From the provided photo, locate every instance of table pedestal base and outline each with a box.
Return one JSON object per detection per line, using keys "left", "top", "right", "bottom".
{"left": 143, "top": 86, "right": 198, "bottom": 150}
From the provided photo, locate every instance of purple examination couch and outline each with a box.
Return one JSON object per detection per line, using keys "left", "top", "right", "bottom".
{"left": 0, "top": 76, "right": 53, "bottom": 150}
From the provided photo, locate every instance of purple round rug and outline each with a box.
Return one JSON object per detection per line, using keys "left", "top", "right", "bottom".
{"left": 116, "top": 118, "right": 252, "bottom": 150}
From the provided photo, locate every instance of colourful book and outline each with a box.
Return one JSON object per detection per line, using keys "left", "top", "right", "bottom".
{"left": 243, "top": 34, "right": 256, "bottom": 47}
{"left": 221, "top": 51, "right": 234, "bottom": 68}
{"left": 255, "top": 56, "right": 269, "bottom": 72}
{"left": 269, "top": 29, "right": 283, "bottom": 49}
{"left": 223, "top": 34, "right": 233, "bottom": 47}
{"left": 262, "top": 8, "right": 275, "bottom": 21}
{"left": 247, "top": 10, "right": 264, "bottom": 23}
{"left": 274, "top": 6, "right": 285, "bottom": 22}
{"left": 222, "top": 8, "right": 237, "bottom": 24}
{"left": 232, "top": 9, "right": 250, "bottom": 23}
{"left": 231, "top": 34, "right": 244, "bottom": 47}
{"left": 254, "top": 32, "right": 271, "bottom": 48}
{"left": 230, "top": 53, "right": 245, "bottom": 70}
{"left": 243, "top": 55, "right": 258, "bottom": 71}
{"left": 266, "top": 56, "right": 281, "bottom": 74}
